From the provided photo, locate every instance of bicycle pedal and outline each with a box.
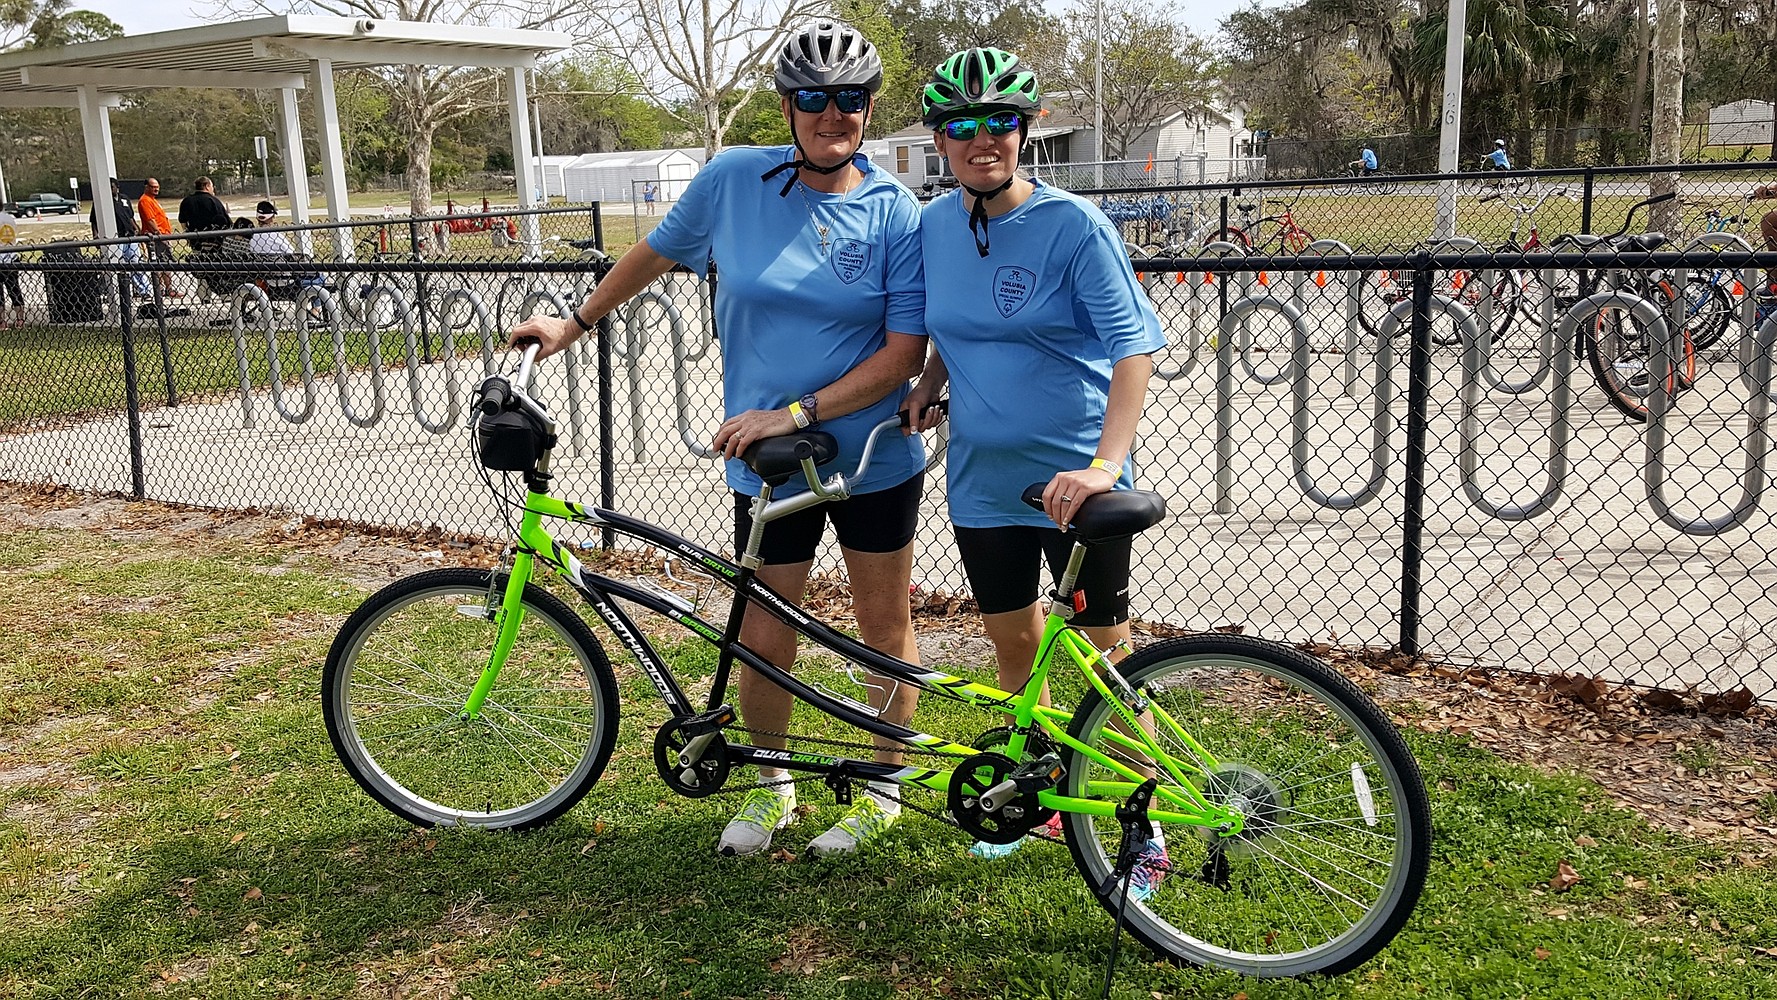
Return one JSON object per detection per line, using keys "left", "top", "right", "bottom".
{"left": 1008, "top": 753, "right": 1066, "bottom": 793}
{"left": 674, "top": 704, "right": 736, "bottom": 738}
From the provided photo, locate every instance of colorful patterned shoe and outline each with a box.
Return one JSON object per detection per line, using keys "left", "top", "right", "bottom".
{"left": 1127, "top": 839, "right": 1172, "bottom": 903}
{"left": 808, "top": 793, "right": 899, "bottom": 856}
{"left": 717, "top": 787, "right": 795, "bottom": 857}
{"left": 967, "top": 812, "right": 1062, "bottom": 859}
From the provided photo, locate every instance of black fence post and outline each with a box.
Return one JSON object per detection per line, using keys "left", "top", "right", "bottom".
{"left": 409, "top": 216, "right": 434, "bottom": 361}
{"left": 594, "top": 311, "right": 617, "bottom": 550}
{"left": 146, "top": 251, "right": 178, "bottom": 406}
{"left": 1580, "top": 166, "right": 1595, "bottom": 235}
{"left": 1396, "top": 258, "right": 1436, "bottom": 656}
{"left": 117, "top": 270, "right": 147, "bottom": 500}
{"left": 591, "top": 202, "right": 604, "bottom": 250}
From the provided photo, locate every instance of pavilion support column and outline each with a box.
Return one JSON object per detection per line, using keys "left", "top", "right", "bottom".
{"left": 309, "top": 58, "right": 354, "bottom": 261}
{"left": 277, "top": 87, "right": 314, "bottom": 257}
{"left": 506, "top": 65, "right": 540, "bottom": 258}
{"left": 76, "top": 84, "right": 118, "bottom": 251}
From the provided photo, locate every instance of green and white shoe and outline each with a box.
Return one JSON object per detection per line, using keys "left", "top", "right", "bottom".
{"left": 808, "top": 793, "right": 899, "bottom": 857}
{"left": 717, "top": 787, "right": 795, "bottom": 857}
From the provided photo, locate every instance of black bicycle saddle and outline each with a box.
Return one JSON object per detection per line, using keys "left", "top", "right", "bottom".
{"left": 1020, "top": 484, "right": 1167, "bottom": 544}
{"left": 744, "top": 432, "right": 839, "bottom": 486}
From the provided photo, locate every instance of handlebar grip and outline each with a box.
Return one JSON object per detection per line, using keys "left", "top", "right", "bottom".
{"left": 899, "top": 397, "right": 950, "bottom": 428}
{"left": 478, "top": 376, "right": 510, "bottom": 415}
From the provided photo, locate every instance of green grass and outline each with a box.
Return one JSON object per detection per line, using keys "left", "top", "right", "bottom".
{"left": 1, "top": 523, "right": 1774, "bottom": 999}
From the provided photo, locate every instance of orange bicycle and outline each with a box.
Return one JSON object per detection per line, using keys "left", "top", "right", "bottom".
{"left": 1209, "top": 195, "right": 1316, "bottom": 254}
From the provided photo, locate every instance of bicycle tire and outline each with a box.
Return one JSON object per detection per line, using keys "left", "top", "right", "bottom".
{"left": 1207, "top": 226, "right": 1250, "bottom": 249}
{"left": 323, "top": 568, "right": 621, "bottom": 831}
{"left": 1583, "top": 304, "right": 1697, "bottom": 422}
{"left": 1354, "top": 268, "right": 1407, "bottom": 342}
{"left": 1058, "top": 634, "right": 1430, "bottom": 977}
{"left": 1681, "top": 274, "right": 1735, "bottom": 352}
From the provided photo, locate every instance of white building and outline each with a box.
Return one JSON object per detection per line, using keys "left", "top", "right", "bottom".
{"left": 528, "top": 154, "right": 580, "bottom": 200}
{"left": 560, "top": 149, "right": 701, "bottom": 203}
{"left": 863, "top": 116, "right": 1092, "bottom": 193}
{"left": 1708, "top": 100, "right": 1774, "bottom": 147}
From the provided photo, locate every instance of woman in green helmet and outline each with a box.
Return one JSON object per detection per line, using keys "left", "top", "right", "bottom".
{"left": 902, "top": 47, "right": 1169, "bottom": 895}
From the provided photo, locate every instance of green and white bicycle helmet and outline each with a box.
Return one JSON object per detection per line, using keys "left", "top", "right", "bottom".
{"left": 920, "top": 47, "right": 1041, "bottom": 128}
{"left": 922, "top": 47, "right": 1042, "bottom": 257}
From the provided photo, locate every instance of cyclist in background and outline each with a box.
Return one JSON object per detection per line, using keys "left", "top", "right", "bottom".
{"left": 902, "top": 47, "right": 1168, "bottom": 895}
{"left": 1348, "top": 143, "right": 1379, "bottom": 176}
{"left": 1751, "top": 181, "right": 1777, "bottom": 296}
{"left": 1484, "top": 138, "right": 1511, "bottom": 171}
{"left": 509, "top": 20, "right": 930, "bottom": 860}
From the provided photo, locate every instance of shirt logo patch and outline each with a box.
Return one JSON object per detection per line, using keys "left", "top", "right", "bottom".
{"left": 994, "top": 266, "right": 1035, "bottom": 317}
{"left": 831, "top": 239, "right": 871, "bottom": 284}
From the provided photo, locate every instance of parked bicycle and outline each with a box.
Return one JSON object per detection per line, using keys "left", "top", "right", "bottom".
{"left": 323, "top": 343, "right": 1432, "bottom": 978}
{"left": 1545, "top": 192, "right": 1699, "bottom": 422}
{"left": 1210, "top": 195, "right": 1316, "bottom": 254}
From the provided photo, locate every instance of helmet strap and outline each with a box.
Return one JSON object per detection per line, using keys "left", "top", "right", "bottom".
{"left": 760, "top": 114, "right": 867, "bottom": 196}
{"left": 962, "top": 177, "right": 1015, "bottom": 257}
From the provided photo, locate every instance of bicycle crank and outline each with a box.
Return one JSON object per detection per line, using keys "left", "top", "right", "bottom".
{"left": 652, "top": 717, "right": 733, "bottom": 798}
{"left": 946, "top": 751, "right": 1054, "bottom": 845}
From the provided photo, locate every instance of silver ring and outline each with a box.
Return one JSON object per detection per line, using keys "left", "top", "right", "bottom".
{"left": 1060, "top": 495, "right": 1073, "bottom": 503}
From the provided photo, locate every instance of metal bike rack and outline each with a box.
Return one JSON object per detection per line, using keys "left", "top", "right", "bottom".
{"left": 670, "top": 280, "right": 719, "bottom": 460}
{"left": 231, "top": 284, "right": 319, "bottom": 428}
{"left": 332, "top": 290, "right": 388, "bottom": 430}
{"left": 421, "top": 286, "right": 500, "bottom": 376}
{"left": 621, "top": 285, "right": 684, "bottom": 461}
{"left": 365, "top": 285, "right": 463, "bottom": 435}
{"left": 1458, "top": 289, "right": 1579, "bottom": 520}
{"left": 1645, "top": 306, "right": 1773, "bottom": 536}
{"left": 1151, "top": 240, "right": 1246, "bottom": 383}
{"left": 1477, "top": 267, "right": 1562, "bottom": 396}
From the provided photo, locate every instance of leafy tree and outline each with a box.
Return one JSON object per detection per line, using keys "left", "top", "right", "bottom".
{"left": 1043, "top": 0, "right": 1221, "bottom": 161}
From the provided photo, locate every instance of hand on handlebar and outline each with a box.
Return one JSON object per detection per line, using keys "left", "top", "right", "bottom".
{"left": 507, "top": 312, "right": 581, "bottom": 361}
{"left": 899, "top": 386, "right": 948, "bottom": 435}
{"left": 712, "top": 407, "right": 800, "bottom": 460}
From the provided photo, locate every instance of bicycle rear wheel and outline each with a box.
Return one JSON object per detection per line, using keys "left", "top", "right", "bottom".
{"left": 1681, "top": 274, "right": 1735, "bottom": 351}
{"left": 1585, "top": 304, "right": 1698, "bottom": 422}
{"left": 323, "top": 568, "right": 621, "bottom": 830}
{"left": 1059, "top": 634, "right": 1430, "bottom": 977}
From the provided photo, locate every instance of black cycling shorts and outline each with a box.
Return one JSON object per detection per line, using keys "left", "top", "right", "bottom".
{"left": 954, "top": 523, "right": 1132, "bottom": 627}
{"left": 733, "top": 473, "right": 923, "bottom": 566}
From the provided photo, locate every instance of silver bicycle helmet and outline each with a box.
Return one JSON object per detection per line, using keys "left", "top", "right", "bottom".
{"left": 774, "top": 21, "right": 883, "bottom": 95}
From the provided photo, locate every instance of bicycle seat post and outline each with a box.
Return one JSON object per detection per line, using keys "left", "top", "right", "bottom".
{"left": 738, "top": 485, "right": 775, "bottom": 571}
{"left": 1046, "top": 541, "right": 1090, "bottom": 621}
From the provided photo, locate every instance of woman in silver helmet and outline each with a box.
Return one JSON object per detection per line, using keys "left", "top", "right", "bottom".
{"left": 510, "top": 21, "right": 929, "bottom": 860}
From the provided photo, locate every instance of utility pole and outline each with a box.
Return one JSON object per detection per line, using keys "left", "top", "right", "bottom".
{"left": 1433, "top": 0, "right": 1468, "bottom": 239}
{"left": 1093, "top": 0, "right": 1104, "bottom": 188}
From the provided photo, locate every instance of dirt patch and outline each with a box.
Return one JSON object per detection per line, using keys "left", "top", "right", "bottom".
{"left": 1, "top": 483, "right": 1772, "bottom": 855}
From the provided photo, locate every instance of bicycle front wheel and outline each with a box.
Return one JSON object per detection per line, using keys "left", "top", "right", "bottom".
{"left": 1585, "top": 304, "right": 1697, "bottom": 422}
{"left": 323, "top": 568, "right": 621, "bottom": 830}
{"left": 1059, "top": 634, "right": 1430, "bottom": 977}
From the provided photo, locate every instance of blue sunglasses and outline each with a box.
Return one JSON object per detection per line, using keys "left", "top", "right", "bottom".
{"left": 940, "top": 111, "right": 1024, "bottom": 141}
{"left": 793, "top": 88, "right": 870, "bottom": 115}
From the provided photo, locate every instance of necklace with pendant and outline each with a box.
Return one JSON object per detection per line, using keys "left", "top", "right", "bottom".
{"left": 796, "top": 170, "right": 858, "bottom": 256}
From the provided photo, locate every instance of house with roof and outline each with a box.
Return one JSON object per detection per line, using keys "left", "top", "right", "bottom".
{"left": 560, "top": 149, "right": 701, "bottom": 203}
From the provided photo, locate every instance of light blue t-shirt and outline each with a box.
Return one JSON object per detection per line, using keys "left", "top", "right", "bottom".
{"left": 1361, "top": 148, "right": 1378, "bottom": 171}
{"left": 1487, "top": 148, "right": 1510, "bottom": 169}
{"left": 922, "top": 180, "right": 1166, "bottom": 527}
{"left": 647, "top": 146, "right": 927, "bottom": 496}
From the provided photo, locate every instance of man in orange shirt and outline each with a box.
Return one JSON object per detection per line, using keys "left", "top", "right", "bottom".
{"left": 137, "top": 177, "right": 180, "bottom": 298}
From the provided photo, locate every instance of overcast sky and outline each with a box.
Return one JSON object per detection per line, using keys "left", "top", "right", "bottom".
{"left": 75, "top": 0, "right": 1276, "bottom": 44}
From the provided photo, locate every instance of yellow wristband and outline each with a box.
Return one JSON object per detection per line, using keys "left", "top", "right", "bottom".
{"left": 788, "top": 400, "right": 809, "bottom": 429}
{"left": 1090, "top": 457, "right": 1121, "bottom": 475}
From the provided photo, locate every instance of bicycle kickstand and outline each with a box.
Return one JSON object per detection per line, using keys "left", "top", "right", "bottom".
{"left": 1100, "top": 777, "right": 1158, "bottom": 896}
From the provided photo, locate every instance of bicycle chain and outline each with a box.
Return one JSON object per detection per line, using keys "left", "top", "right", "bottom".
{"left": 693, "top": 724, "right": 1065, "bottom": 844}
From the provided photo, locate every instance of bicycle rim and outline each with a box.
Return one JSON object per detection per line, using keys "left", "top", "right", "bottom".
{"left": 1059, "top": 635, "right": 1430, "bottom": 977}
{"left": 1586, "top": 307, "right": 1695, "bottom": 421}
{"left": 1683, "top": 275, "right": 1734, "bottom": 351}
{"left": 322, "top": 568, "right": 620, "bottom": 830}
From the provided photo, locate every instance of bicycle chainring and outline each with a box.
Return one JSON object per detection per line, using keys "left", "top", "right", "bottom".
{"left": 652, "top": 719, "right": 732, "bottom": 798}
{"left": 946, "top": 751, "right": 1053, "bottom": 845}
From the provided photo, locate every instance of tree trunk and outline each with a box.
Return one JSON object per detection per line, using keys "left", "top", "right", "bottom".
{"left": 705, "top": 95, "right": 721, "bottom": 161}
{"left": 1648, "top": 0, "right": 1683, "bottom": 234}
{"left": 406, "top": 126, "right": 435, "bottom": 219}
{"left": 1626, "top": 0, "right": 1650, "bottom": 161}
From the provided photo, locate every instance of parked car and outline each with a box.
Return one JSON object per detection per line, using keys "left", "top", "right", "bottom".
{"left": 12, "top": 193, "right": 79, "bottom": 217}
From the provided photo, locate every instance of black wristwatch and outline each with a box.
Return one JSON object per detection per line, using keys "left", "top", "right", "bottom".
{"left": 570, "top": 307, "right": 594, "bottom": 333}
{"left": 799, "top": 393, "right": 820, "bottom": 426}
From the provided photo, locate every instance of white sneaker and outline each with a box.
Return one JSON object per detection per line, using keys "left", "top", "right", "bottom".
{"left": 807, "top": 793, "right": 900, "bottom": 857}
{"left": 717, "top": 787, "right": 795, "bottom": 857}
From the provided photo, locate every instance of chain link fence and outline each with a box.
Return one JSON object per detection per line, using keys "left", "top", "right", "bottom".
{"left": 2, "top": 168, "right": 1775, "bottom": 703}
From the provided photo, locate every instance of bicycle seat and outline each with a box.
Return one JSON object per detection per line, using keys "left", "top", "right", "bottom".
{"left": 1558, "top": 234, "right": 1607, "bottom": 250}
{"left": 1020, "top": 485, "right": 1167, "bottom": 544}
{"left": 743, "top": 431, "right": 839, "bottom": 486}
{"left": 1623, "top": 232, "right": 1667, "bottom": 252}
{"left": 1237, "top": 203, "right": 1256, "bottom": 213}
